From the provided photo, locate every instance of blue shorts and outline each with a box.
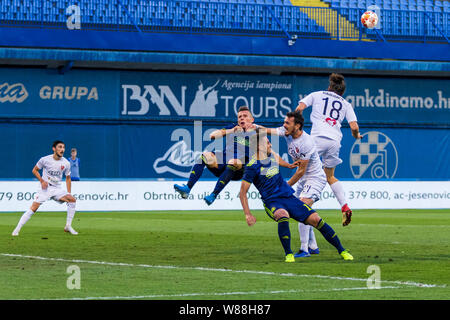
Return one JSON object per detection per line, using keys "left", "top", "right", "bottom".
{"left": 263, "top": 195, "right": 315, "bottom": 223}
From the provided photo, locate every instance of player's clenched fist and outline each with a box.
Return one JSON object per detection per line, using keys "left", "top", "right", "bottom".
{"left": 245, "top": 214, "right": 257, "bottom": 226}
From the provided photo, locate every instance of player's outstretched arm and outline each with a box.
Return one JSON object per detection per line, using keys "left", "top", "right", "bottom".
{"left": 295, "top": 102, "right": 307, "bottom": 114}
{"left": 239, "top": 181, "right": 256, "bottom": 226}
{"left": 349, "top": 121, "right": 362, "bottom": 139}
{"left": 287, "top": 160, "right": 308, "bottom": 186}
{"left": 209, "top": 126, "right": 240, "bottom": 140}
{"left": 257, "top": 126, "right": 279, "bottom": 136}
{"left": 32, "top": 165, "right": 47, "bottom": 190}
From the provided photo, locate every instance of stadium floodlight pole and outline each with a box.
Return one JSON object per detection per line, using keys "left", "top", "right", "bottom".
{"left": 117, "top": 0, "right": 142, "bottom": 34}
{"left": 424, "top": 12, "right": 450, "bottom": 44}
{"left": 263, "top": 5, "right": 296, "bottom": 46}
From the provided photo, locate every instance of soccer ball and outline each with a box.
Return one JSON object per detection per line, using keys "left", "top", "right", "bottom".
{"left": 361, "top": 11, "right": 378, "bottom": 29}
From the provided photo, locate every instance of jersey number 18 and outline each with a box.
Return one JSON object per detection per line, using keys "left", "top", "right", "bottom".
{"left": 322, "top": 97, "right": 342, "bottom": 120}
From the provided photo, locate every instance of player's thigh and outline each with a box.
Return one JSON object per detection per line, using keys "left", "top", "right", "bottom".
{"left": 285, "top": 196, "right": 315, "bottom": 223}
{"left": 58, "top": 194, "right": 76, "bottom": 203}
{"left": 51, "top": 188, "right": 72, "bottom": 203}
{"left": 34, "top": 188, "right": 51, "bottom": 204}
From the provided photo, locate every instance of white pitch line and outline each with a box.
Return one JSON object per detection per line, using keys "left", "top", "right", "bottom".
{"left": 1, "top": 253, "right": 445, "bottom": 289}
{"left": 53, "top": 286, "right": 402, "bottom": 300}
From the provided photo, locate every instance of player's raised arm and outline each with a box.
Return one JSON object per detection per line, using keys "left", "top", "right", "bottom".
{"left": 272, "top": 151, "right": 296, "bottom": 169}
{"left": 349, "top": 121, "right": 362, "bottom": 140}
{"left": 287, "top": 159, "right": 309, "bottom": 186}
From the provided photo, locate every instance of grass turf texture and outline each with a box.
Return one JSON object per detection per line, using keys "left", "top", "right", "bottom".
{"left": 0, "top": 209, "right": 449, "bottom": 300}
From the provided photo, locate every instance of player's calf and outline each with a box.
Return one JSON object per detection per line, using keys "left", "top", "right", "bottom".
{"left": 274, "top": 209, "right": 293, "bottom": 260}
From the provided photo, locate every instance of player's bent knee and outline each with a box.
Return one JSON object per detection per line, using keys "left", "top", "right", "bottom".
{"left": 227, "top": 159, "right": 242, "bottom": 170}
{"left": 274, "top": 209, "right": 289, "bottom": 221}
{"left": 305, "top": 213, "right": 321, "bottom": 228}
{"left": 30, "top": 202, "right": 40, "bottom": 212}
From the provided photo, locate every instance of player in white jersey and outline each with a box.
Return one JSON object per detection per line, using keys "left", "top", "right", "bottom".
{"left": 264, "top": 111, "right": 327, "bottom": 258}
{"left": 12, "top": 140, "right": 78, "bottom": 236}
{"left": 296, "top": 73, "right": 362, "bottom": 226}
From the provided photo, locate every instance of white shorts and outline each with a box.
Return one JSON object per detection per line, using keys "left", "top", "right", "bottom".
{"left": 294, "top": 172, "right": 327, "bottom": 203}
{"left": 313, "top": 136, "right": 342, "bottom": 168}
{"left": 35, "top": 185, "right": 69, "bottom": 204}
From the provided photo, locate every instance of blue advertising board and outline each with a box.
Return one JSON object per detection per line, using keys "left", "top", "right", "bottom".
{"left": 295, "top": 75, "right": 450, "bottom": 125}
{"left": 0, "top": 68, "right": 117, "bottom": 119}
{"left": 1, "top": 121, "right": 448, "bottom": 181}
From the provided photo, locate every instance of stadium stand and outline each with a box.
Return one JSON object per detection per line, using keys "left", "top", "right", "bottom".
{"left": 0, "top": 0, "right": 448, "bottom": 42}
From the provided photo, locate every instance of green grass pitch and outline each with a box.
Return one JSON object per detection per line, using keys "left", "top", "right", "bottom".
{"left": 0, "top": 209, "right": 449, "bottom": 300}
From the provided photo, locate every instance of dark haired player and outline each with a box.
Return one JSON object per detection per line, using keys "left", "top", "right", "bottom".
{"left": 263, "top": 111, "right": 326, "bottom": 258}
{"left": 12, "top": 140, "right": 78, "bottom": 236}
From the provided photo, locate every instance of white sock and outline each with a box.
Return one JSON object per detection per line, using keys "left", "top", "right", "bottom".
{"left": 15, "top": 209, "right": 35, "bottom": 231}
{"left": 298, "top": 222, "right": 310, "bottom": 252}
{"left": 330, "top": 181, "right": 347, "bottom": 207}
{"left": 66, "top": 202, "right": 76, "bottom": 227}
{"left": 308, "top": 227, "right": 319, "bottom": 250}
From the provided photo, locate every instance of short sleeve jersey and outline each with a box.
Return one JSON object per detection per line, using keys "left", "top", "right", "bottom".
{"left": 300, "top": 91, "right": 357, "bottom": 142}
{"left": 36, "top": 155, "right": 71, "bottom": 186}
{"left": 276, "top": 127, "right": 323, "bottom": 178}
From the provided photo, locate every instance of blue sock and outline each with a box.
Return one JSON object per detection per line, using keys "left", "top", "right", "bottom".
{"left": 277, "top": 218, "right": 293, "bottom": 255}
{"left": 316, "top": 219, "right": 345, "bottom": 254}
{"left": 187, "top": 157, "right": 206, "bottom": 189}
{"left": 212, "top": 165, "right": 235, "bottom": 196}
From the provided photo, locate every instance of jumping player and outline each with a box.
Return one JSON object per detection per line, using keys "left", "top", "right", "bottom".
{"left": 174, "top": 106, "right": 293, "bottom": 205}
{"left": 12, "top": 140, "right": 78, "bottom": 236}
{"left": 296, "top": 73, "right": 362, "bottom": 226}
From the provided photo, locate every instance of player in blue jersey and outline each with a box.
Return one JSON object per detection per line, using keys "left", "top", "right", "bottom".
{"left": 175, "top": 106, "right": 286, "bottom": 205}
{"left": 239, "top": 129, "right": 353, "bottom": 262}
